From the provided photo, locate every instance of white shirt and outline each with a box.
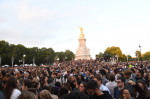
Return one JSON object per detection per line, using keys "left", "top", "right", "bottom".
{"left": 106, "top": 81, "right": 117, "bottom": 97}
{"left": 10, "top": 89, "right": 21, "bottom": 99}
{"left": 99, "top": 84, "right": 111, "bottom": 94}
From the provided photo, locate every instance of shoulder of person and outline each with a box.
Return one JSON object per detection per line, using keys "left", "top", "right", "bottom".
{"left": 10, "top": 89, "right": 21, "bottom": 99}
{"left": 97, "top": 93, "right": 113, "bottom": 99}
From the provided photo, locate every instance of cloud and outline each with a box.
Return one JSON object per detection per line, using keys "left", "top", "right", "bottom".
{"left": 13, "top": 2, "right": 57, "bottom": 25}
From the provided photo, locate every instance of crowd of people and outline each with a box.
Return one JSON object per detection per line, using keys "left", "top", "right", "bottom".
{"left": 0, "top": 60, "right": 150, "bottom": 99}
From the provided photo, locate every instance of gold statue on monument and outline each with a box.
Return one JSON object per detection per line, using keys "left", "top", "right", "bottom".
{"left": 80, "top": 27, "right": 83, "bottom": 34}
{"left": 79, "top": 27, "right": 84, "bottom": 38}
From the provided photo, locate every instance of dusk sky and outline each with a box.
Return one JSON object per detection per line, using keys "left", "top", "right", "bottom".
{"left": 0, "top": 0, "right": 150, "bottom": 58}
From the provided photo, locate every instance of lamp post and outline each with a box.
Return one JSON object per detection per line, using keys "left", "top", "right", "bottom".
{"left": 139, "top": 45, "right": 142, "bottom": 65}
{"left": 57, "top": 57, "right": 59, "bottom": 62}
{"left": 11, "top": 56, "right": 14, "bottom": 67}
{"left": 115, "top": 55, "right": 118, "bottom": 62}
{"left": 23, "top": 55, "right": 26, "bottom": 67}
{"left": 0, "top": 55, "right": 2, "bottom": 67}
{"left": 33, "top": 57, "right": 35, "bottom": 66}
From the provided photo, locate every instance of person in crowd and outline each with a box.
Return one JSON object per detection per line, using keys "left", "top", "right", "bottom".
{"left": 0, "top": 80, "right": 4, "bottom": 99}
{"left": 106, "top": 74, "right": 117, "bottom": 97}
{"left": 5, "top": 76, "right": 21, "bottom": 99}
{"left": 60, "top": 91, "right": 89, "bottom": 99}
{"left": 124, "top": 69, "right": 136, "bottom": 83}
{"left": 43, "top": 85, "right": 58, "bottom": 99}
{"left": 76, "top": 80, "right": 82, "bottom": 91}
{"left": 18, "top": 91, "right": 36, "bottom": 99}
{"left": 23, "top": 72, "right": 29, "bottom": 80}
{"left": 32, "top": 81, "right": 40, "bottom": 92}
{"left": 145, "top": 71, "right": 150, "bottom": 90}
{"left": 93, "top": 75, "right": 111, "bottom": 95}
{"left": 58, "top": 87, "right": 69, "bottom": 97}
{"left": 86, "top": 80, "right": 112, "bottom": 99}
{"left": 136, "top": 69, "right": 146, "bottom": 82}
{"left": 39, "top": 89, "right": 53, "bottom": 99}
{"left": 128, "top": 80, "right": 150, "bottom": 99}
{"left": 28, "top": 88, "right": 38, "bottom": 99}
{"left": 22, "top": 79, "right": 33, "bottom": 91}
{"left": 55, "top": 72, "right": 64, "bottom": 85}
{"left": 114, "top": 77, "right": 125, "bottom": 99}
{"left": 118, "top": 88, "right": 132, "bottom": 99}
{"left": 79, "top": 82, "right": 87, "bottom": 94}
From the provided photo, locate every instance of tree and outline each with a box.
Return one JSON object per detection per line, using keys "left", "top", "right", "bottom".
{"left": 0, "top": 40, "right": 10, "bottom": 65}
{"left": 55, "top": 51, "right": 65, "bottom": 62}
{"left": 96, "top": 52, "right": 103, "bottom": 58}
{"left": 119, "top": 54, "right": 126, "bottom": 62}
{"left": 142, "top": 51, "right": 150, "bottom": 61}
{"left": 64, "top": 50, "right": 75, "bottom": 61}
{"left": 104, "top": 46, "right": 122, "bottom": 57}
{"left": 104, "top": 46, "right": 123, "bottom": 61}
{"left": 126, "top": 55, "right": 133, "bottom": 61}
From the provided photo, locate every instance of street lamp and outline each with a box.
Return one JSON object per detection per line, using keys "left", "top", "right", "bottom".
{"left": 57, "top": 57, "right": 59, "bottom": 61}
{"left": 33, "top": 57, "right": 35, "bottom": 65}
{"left": 11, "top": 56, "right": 14, "bottom": 67}
{"left": 139, "top": 45, "right": 142, "bottom": 65}
{"left": 23, "top": 55, "right": 26, "bottom": 67}
{"left": 115, "top": 55, "right": 118, "bottom": 62}
{"left": 127, "top": 55, "right": 128, "bottom": 62}
{"left": 0, "top": 55, "right": 2, "bottom": 67}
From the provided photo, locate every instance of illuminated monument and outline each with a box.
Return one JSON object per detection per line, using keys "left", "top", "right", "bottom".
{"left": 75, "top": 27, "right": 91, "bottom": 60}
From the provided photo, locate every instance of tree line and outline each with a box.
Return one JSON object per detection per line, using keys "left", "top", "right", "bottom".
{"left": 96, "top": 46, "right": 150, "bottom": 62}
{"left": 0, "top": 40, "right": 75, "bottom": 66}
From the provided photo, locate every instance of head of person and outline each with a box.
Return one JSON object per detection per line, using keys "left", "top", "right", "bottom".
{"left": 79, "top": 82, "right": 86, "bottom": 93}
{"left": 130, "top": 68, "right": 135, "bottom": 74}
{"left": 28, "top": 88, "right": 38, "bottom": 99}
{"left": 117, "top": 77, "right": 125, "bottom": 88}
{"left": 93, "top": 75, "right": 102, "bottom": 87}
{"left": 124, "top": 69, "right": 132, "bottom": 79}
{"left": 136, "top": 69, "right": 144, "bottom": 78}
{"left": 76, "top": 80, "right": 82, "bottom": 89}
{"left": 118, "top": 88, "right": 131, "bottom": 99}
{"left": 137, "top": 80, "right": 147, "bottom": 91}
{"left": 2, "top": 77, "right": 8, "bottom": 89}
{"left": 22, "top": 79, "right": 33, "bottom": 91}
{"left": 59, "top": 87, "right": 69, "bottom": 97}
{"left": 86, "top": 80, "right": 99, "bottom": 96}
{"left": 18, "top": 91, "right": 36, "bottom": 99}
{"left": 60, "top": 91, "right": 88, "bottom": 99}
{"left": 5, "top": 76, "right": 19, "bottom": 99}
{"left": 109, "top": 74, "right": 115, "bottom": 82}
{"left": 39, "top": 90, "right": 52, "bottom": 99}
{"left": 57, "top": 73, "right": 61, "bottom": 77}
{"left": 24, "top": 72, "right": 29, "bottom": 78}
{"left": 32, "top": 81, "right": 40, "bottom": 90}
{"left": 71, "top": 76, "right": 76, "bottom": 82}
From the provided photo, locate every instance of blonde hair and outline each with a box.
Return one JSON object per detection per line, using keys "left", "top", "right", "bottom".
{"left": 40, "top": 90, "right": 52, "bottom": 99}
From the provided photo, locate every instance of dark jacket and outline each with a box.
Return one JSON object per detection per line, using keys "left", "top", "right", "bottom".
{"left": 0, "top": 91, "right": 4, "bottom": 99}
{"left": 89, "top": 93, "right": 112, "bottom": 99}
{"left": 114, "top": 87, "right": 120, "bottom": 99}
